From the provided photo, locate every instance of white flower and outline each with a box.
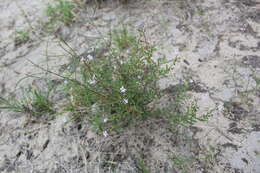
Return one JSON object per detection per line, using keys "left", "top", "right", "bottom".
{"left": 120, "top": 86, "right": 126, "bottom": 93}
{"left": 64, "top": 80, "right": 68, "bottom": 84}
{"left": 103, "top": 118, "right": 108, "bottom": 123}
{"left": 103, "top": 131, "right": 109, "bottom": 137}
{"left": 123, "top": 98, "right": 128, "bottom": 104}
{"left": 88, "top": 79, "right": 96, "bottom": 85}
{"left": 175, "top": 50, "right": 180, "bottom": 55}
{"left": 87, "top": 54, "right": 94, "bottom": 60}
{"left": 217, "top": 104, "right": 224, "bottom": 111}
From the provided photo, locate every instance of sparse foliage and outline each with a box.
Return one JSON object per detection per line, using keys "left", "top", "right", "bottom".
{"left": 46, "top": 0, "right": 75, "bottom": 25}
{"left": 0, "top": 85, "right": 54, "bottom": 117}
{"left": 15, "top": 30, "right": 30, "bottom": 46}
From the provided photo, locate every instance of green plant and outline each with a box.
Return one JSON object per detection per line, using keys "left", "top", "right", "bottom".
{"left": 172, "top": 146, "right": 217, "bottom": 173}
{"left": 63, "top": 28, "right": 174, "bottom": 133}
{"left": 197, "top": 7, "right": 205, "bottom": 16}
{"left": 60, "top": 27, "right": 208, "bottom": 135}
{"left": 136, "top": 159, "right": 150, "bottom": 173}
{"left": 15, "top": 30, "right": 30, "bottom": 46}
{"left": 46, "top": 0, "right": 75, "bottom": 25}
{"left": 161, "top": 83, "right": 210, "bottom": 128}
{"left": 253, "top": 75, "right": 260, "bottom": 96}
{"left": 113, "top": 27, "right": 136, "bottom": 50}
{"left": 0, "top": 96, "right": 29, "bottom": 113}
{"left": 198, "top": 145, "right": 217, "bottom": 170}
{"left": 0, "top": 84, "right": 54, "bottom": 117}
{"left": 172, "top": 153, "right": 195, "bottom": 173}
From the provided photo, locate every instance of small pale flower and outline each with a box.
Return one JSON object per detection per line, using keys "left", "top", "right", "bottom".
{"left": 103, "top": 118, "right": 108, "bottom": 123}
{"left": 120, "top": 86, "right": 126, "bottom": 93}
{"left": 103, "top": 131, "right": 109, "bottom": 137}
{"left": 87, "top": 54, "right": 94, "bottom": 60}
{"left": 217, "top": 104, "right": 224, "bottom": 111}
{"left": 123, "top": 98, "right": 128, "bottom": 104}
{"left": 88, "top": 79, "right": 96, "bottom": 85}
{"left": 64, "top": 80, "right": 68, "bottom": 84}
{"left": 175, "top": 50, "right": 180, "bottom": 55}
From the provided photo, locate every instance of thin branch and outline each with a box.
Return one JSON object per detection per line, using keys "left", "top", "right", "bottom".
{"left": 26, "top": 59, "right": 107, "bottom": 98}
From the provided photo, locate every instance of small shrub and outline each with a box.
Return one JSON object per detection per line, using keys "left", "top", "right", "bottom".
{"left": 46, "top": 0, "right": 75, "bottom": 25}
{"left": 63, "top": 28, "right": 173, "bottom": 132}
{"left": 61, "top": 27, "right": 207, "bottom": 134}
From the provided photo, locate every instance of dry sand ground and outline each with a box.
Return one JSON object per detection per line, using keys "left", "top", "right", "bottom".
{"left": 0, "top": 0, "right": 260, "bottom": 172}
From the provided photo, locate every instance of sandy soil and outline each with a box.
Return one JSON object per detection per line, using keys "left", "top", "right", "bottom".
{"left": 0, "top": 0, "right": 259, "bottom": 172}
